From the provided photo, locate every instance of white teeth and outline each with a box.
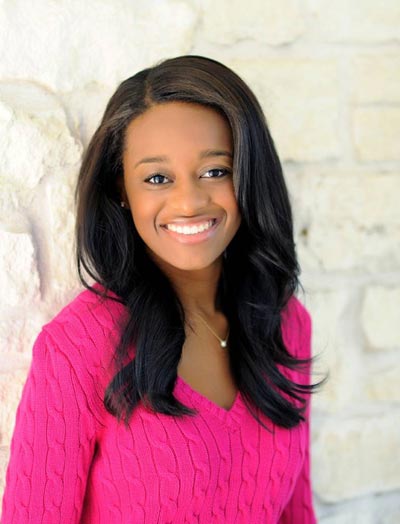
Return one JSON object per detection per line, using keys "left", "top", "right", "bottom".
{"left": 165, "top": 220, "right": 215, "bottom": 235}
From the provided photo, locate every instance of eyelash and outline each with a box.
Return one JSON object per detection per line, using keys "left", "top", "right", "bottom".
{"left": 144, "top": 168, "right": 231, "bottom": 185}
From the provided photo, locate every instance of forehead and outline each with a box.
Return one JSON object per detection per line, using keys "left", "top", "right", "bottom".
{"left": 123, "top": 101, "right": 233, "bottom": 157}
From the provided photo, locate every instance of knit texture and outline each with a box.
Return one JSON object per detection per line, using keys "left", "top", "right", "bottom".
{"left": 1, "top": 286, "right": 317, "bottom": 523}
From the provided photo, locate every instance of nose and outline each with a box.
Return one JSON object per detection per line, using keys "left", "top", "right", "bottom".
{"left": 169, "top": 177, "right": 211, "bottom": 215}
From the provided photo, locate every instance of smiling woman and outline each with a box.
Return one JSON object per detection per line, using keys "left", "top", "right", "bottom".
{"left": 1, "top": 55, "right": 325, "bottom": 524}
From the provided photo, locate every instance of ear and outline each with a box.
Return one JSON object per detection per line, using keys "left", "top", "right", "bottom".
{"left": 116, "top": 175, "right": 129, "bottom": 208}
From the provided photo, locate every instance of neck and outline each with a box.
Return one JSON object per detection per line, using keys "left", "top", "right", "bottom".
{"left": 150, "top": 253, "right": 223, "bottom": 317}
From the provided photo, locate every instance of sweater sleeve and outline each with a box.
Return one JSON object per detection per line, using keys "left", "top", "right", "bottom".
{"left": 0, "top": 329, "right": 98, "bottom": 524}
{"left": 278, "top": 302, "right": 318, "bottom": 524}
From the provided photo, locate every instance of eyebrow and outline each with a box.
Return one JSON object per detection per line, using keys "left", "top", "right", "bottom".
{"left": 134, "top": 149, "right": 233, "bottom": 169}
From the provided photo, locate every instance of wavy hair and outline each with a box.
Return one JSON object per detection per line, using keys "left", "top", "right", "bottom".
{"left": 75, "top": 55, "right": 324, "bottom": 430}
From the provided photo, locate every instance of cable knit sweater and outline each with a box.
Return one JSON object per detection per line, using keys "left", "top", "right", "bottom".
{"left": 1, "top": 285, "right": 317, "bottom": 524}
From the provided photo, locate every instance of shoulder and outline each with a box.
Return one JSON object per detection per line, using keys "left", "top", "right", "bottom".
{"left": 43, "top": 283, "right": 126, "bottom": 342}
{"left": 37, "top": 284, "right": 128, "bottom": 381}
{"left": 282, "top": 294, "right": 312, "bottom": 332}
{"left": 280, "top": 294, "right": 312, "bottom": 360}
{"left": 23, "top": 285, "right": 127, "bottom": 428}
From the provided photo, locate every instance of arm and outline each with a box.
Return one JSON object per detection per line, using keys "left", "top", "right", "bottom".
{"left": 278, "top": 399, "right": 317, "bottom": 523}
{"left": 1, "top": 329, "right": 98, "bottom": 524}
{"left": 279, "top": 301, "right": 317, "bottom": 524}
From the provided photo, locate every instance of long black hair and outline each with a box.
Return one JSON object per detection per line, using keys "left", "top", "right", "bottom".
{"left": 75, "top": 55, "right": 325, "bottom": 430}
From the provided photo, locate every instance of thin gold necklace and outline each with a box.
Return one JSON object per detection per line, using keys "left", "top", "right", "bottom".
{"left": 193, "top": 312, "right": 230, "bottom": 348}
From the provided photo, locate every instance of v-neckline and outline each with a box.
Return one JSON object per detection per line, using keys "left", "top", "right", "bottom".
{"left": 174, "top": 375, "right": 245, "bottom": 430}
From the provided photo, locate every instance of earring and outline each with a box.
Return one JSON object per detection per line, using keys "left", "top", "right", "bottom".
{"left": 120, "top": 201, "right": 127, "bottom": 208}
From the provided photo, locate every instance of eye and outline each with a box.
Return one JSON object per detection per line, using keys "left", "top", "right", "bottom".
{"left": 145, "top": 173, "right": 169, "bottom": 185}
{"left": 201, "top": 168, "right": 231, "bottom": 178}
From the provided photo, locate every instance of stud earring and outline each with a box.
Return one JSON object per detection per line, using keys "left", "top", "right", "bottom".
{"left": 120, "top": 201, "right": 127, "bottom": 208}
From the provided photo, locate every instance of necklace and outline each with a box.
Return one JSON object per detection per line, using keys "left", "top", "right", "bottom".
{"left": 193, "top": 312, "right": 230, "bottom": 348}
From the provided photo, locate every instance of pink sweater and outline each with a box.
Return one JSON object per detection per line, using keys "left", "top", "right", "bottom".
{"left": 1, "top": 286, "right": 317, "bottom": 524}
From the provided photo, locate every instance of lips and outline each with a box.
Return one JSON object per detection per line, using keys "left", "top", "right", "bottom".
{"left": 161, "top": 217, "right": 220, "bottom": 244}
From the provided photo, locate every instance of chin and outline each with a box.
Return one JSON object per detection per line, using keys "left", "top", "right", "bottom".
{"left": 153, "top": 253, "right": 223, "bottom": 273}
{"left": 176, "top": 263, "right": 214, "bottom": 272}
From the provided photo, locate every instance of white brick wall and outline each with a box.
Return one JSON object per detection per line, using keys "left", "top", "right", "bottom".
{"left": 0, "top": 1, "right": 399, "bottom": 521}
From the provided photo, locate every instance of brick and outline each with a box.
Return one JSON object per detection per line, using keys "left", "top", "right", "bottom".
{"left": 0, "top": 313, "right": 46, "bottom": 354}
{"left": 61, "top": 83, "right": 114, "bottom": 148}
{"left": 361, "top": 286, "right": 400, "bottom": 351}
{"left": 365, "top": 365, "right": 400, "bottom": 402}
{"left": 319, "top": 509, "right": 374, "bottom": 524}
{"left": 308, "top": 0, "right": 400, "bottom": 43}
{"left": 318, "top": 496, "right": 400, "bottom": 524}
{"left": 0, "top": 82, "right": 83, "bottom": 306}
{"left": 353, "top": 107, "right": 400, "bottom": 162}
{"left": 0, "top": 83, "right": 82, "bottom": 190}
{"left": 201, "top": 0, "right": 305, "bottom": 45}
{"left": 0, "top": 0, "right": 197, "bottom": 91}
{"left": 0, "top": 446, "right": 10, "bottom": 496}
{"left": 299, "top": 172, "right": 400, "bottom": 227}
{"left": 299, "top": 289, "right": 360, "bottom": 413}
{"left": 0, "top": 232, "right": 40, "bottom": 308}
{"left": 0, "top": 181, "right": 31, "bottom": 231}
{"left": 295, "top": 172, "right": 400, "bottom": 272}
{"left": 313, "top": 412, "right": 400, "bottom": 502}
{"left": 0, "top": 364, "right": 29, "bottom": 446}
{"left": 352, "top": 54, "right": 400, "bottom": 104}
{"left": 229, "top": 58, "right": 340, "bottom": 162}
{"left": 382, "top": 509, "right": 400, "bottom": 524}
{"left": 44, "top": 178, "right": 82, "bottom": 303}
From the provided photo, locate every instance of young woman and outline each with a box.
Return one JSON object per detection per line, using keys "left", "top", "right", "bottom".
{"left": 1, "top": 55, "right": 323, "bottom": 523}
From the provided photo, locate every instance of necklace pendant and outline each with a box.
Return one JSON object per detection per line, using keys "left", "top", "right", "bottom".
{"left": 220, "top": 340, "right": 227, "bottom": 348}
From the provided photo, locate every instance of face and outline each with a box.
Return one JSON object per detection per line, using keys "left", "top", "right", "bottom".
{"left": 121, "top": 101, "right": 241, "bottom": 273}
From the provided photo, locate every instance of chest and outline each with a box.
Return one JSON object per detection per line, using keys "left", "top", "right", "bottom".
{"left": 83, "top": 396, "right": 306, "bottom": 523}
{"left": 176, "top": 328, "right": 240, "bottom": 410}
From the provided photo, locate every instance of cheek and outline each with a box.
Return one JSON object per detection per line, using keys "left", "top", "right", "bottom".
{"left": 128, "top": 192, "right": 157, "bottom": 222}
{"left": 128, "top": 206, "right": 152, "bottom": 239}
{"left": 229, "top": 201, "right": 242, "bottom": 234}
{"left": 221, "top": 190, "right": 241, "bottom": 222}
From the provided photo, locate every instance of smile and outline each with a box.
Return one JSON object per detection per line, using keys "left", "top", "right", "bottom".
{"left": 165, "top": 219, "right": 216, "bottom": 235}
{"left": 161, "top": 219, "right": 219, "bottom": 244}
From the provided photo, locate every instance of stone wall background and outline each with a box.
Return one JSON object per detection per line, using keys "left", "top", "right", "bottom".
{"left": 0, "top": 1, "right": 399, "bottom": 522}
